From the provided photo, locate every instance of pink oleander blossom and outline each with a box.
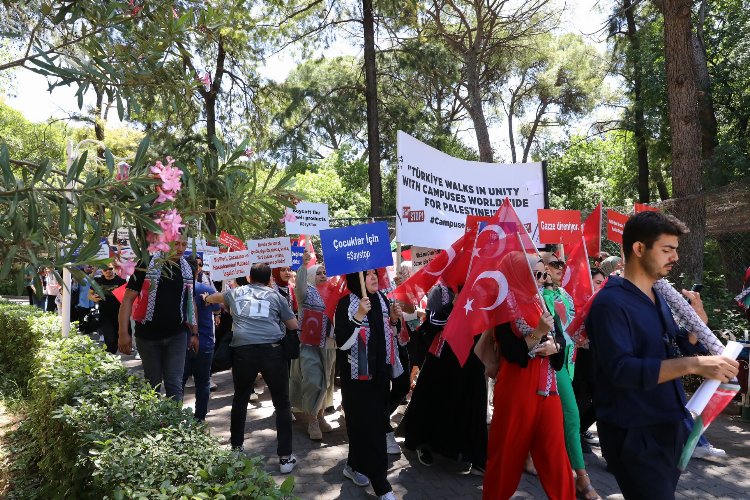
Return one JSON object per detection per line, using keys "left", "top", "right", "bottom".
{"left": 147, "top": 231, "right": 170, "bottom": 253}
{"left": 156, "top": 209, "right": 184, "bottom": 240}
{"left": 115, "top": 259, "right": 136, "bottom": 279}
{"left": 154, "top": 187, "right": 176, "bottom": 203}
{"left": 115, "top": 162, "right": 131, "bottom": 181}
{"left": 198, "top": 71, "right": 211, "bottom": 88}
{"left": 244, "top": 147, "right": 254, "bottom": 157}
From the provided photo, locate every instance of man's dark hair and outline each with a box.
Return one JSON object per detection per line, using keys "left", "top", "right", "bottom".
{"left": 249, "top": 263, "right": 272, "bottom": 285}
{"left": 622, "top": 211, "right": 689, "bottom": 259}
{"left": 591, "top": 267, "right": 606, "bottom": 280}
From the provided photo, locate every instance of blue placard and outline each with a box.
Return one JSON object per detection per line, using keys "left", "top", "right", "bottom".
{"left": 290, "top": 245, "right": 305, "bottom": 271}
{"left": 319, "top": 222, "right": 393, "bottom": 276}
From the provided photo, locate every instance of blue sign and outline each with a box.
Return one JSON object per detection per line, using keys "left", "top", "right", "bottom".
{"left": 290, "top": 245, "right": 305, "bottom": 271}
{"left": 319, "top": 222, "right": 393, "bottom": 276}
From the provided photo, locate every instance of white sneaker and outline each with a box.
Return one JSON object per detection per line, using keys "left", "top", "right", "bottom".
{"left": 693, "top": 444, "right": 727, "bottom": 460}
{"left": 279, "top": 454, "right": 297, "bottom": 474}
{"left": 318, "top": 416, "right": 333, "bottom": 433}
{"left": 386, "top": 432, "right": 401, "bottom": 455}
{"left": 249, "top": 392, "right": 259, "bottom": 402}
{"left": 379, "top": 492, "right": 397, "bottom": 500}
{"left": 308, "top": 419, "right": 322, "bottom": 440}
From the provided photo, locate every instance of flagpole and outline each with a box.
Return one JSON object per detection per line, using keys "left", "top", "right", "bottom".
{"left": 580, "top": 233, "right": 594, "bottom": 292}
{"left": 465, "top": 224, "right": 482, "bottom": 278}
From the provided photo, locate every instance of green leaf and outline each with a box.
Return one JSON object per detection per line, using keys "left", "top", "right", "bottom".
{"left": 116, "top": 95, "right": 125, "bottom": 121}
{"left": 134, "top": 137, "right": 151, "bottom": 170}
{"left": 0, "top": 245, "right": 17, "bottom": 279}
{"left": 0, "top": 145, "right": 12, "bottom": 187}
{"left": 105, "top": 149, "right": 115, "bottom": 175}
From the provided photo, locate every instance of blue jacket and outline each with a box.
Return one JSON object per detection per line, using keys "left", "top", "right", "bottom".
{"left": 195, "top": 282, "right": 221, "bottom": 351}
{"left": 586, "top": 275, "right": 688, "bottom": 428}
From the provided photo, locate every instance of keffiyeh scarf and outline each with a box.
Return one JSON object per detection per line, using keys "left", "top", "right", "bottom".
{"left": 346, "top": 292, "right": 404, "bottom": 381}
{"left": 510, "top": 294, "right": 558, "bottom": 397}
{"left": 140, "top": 254, "right": 196, "bottom": 326}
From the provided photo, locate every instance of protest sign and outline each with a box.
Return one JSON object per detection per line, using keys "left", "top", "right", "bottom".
{"left": 537, "top": 209, "right": 582, "bottom": 244}
{"left": 290, "top": 244, "right": 305, "bottom": 271}
{"left": 606, "top": 209, "right": 628, "bottom": 244}
{"left": 634, "top": 202, "right": 659, "bottom": 213}
{"left": 396, "top": 131, "right": 546, "bottom": 249}
{"left": 206, "top": 250, "right": 255, "bottom": 281}
{"left": 283, "top": 202, "right": 330, "bottom": 236}
{"left": 219, "top": 231, "right": 246, "bottom": 251}
{"left": 319, "top": 222, "right": 393, "bottom": 277}
{"left": 410, "top": 246, "right": 441, "bottom": 271}
{"left": 246, "top": 237, "right": 292, "bottom": 268}
{"left": 185, "top": 238, "right": 219, "bottom": 272}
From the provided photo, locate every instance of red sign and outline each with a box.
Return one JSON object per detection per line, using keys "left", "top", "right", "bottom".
{"left": 219, "top": 231, "right": 246, "bottom": 251}
{"left": 607, "top": 210, "right": 629, "bottom": 244}
{"left": 634, "top": 202, "right": 659, "bottom": 214}
{"left": 537, "top": 209, "right": 582, "bottom": 244}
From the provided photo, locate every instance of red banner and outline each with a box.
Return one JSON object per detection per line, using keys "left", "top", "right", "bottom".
{"left": 219, "top": 231, "right": 246, "bottom": 251}
{"left": 634, "top": 202, "right": 659, "bottom": 214}
{"left": 537, "top": 209, "right": 582, "bottom": 244}
{"left": 606, "top": 210, "right": 628, "bottom": 244}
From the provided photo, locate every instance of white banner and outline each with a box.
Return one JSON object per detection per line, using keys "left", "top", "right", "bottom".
{"left": 246, "top": 237, "right": 292, "bottom": 268}
{"left": 284, "top": 201, "right": 330, "bottom": 235}
{"left": 410, "top": 246, "right": 441, "bottom": 271}
{"left": 187, "top": 238, "right": 219, "bottom": 272}
{"left": 207, "top": 250, "right": 255, "bottom": 281}
{"left": 396, "top": 131, "right": 546, "bottom": 249}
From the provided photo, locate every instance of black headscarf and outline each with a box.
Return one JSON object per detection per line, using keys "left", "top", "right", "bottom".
{"left": 344, "top": 269, "right": 381, "bottom": 299}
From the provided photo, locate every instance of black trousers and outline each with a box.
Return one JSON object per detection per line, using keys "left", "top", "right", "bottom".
{"left": 385, "top": 343, "right": 410, "bottom": 433}
{"left": 572, "top": 347, "right": 596, "bottom": 433}
{"left": 230, "top": 343, "right": 292, "bottom": 456}
{"left": 599, "top": 421, "right": 687, "bottom": 500}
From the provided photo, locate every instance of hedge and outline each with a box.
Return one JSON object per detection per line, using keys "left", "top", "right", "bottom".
{"left": 0, "top": 301, "right": 295, "bottom": 499}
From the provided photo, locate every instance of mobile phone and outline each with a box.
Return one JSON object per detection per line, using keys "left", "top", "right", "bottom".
{"left": 691, "top": 283, "right": 703, "bottom": 293}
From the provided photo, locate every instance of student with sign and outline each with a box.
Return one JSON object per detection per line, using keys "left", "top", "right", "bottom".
{"left": 334, "top": 269, "right": 404, "bottom": 500}
{"left": 202, "top": 263, "right": 300, "bottom": 474}
{"left": 290, "top": 252, "right": 337, "bottom": 441}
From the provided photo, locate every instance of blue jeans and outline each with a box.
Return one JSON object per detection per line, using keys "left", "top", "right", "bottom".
{"left": 137, "top": 330, "right": 188, "bottom": 402}
{"left": 183, "top": 348, "right": 214, "bottom": 420}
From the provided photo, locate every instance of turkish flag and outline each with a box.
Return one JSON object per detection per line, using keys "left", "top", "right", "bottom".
{"left": 300, "top": 309, "right": 325, "bottom": 346}
{"left": 566, "top": 277, "right": 607, "bottom": 344}
{"left": 442, "top": 207, "right": 543, "bottom": 365}
{"left": 582, "top": 203, "right": 602, "bottom": 257}
{"left": 317, "top": 275, "right": 349, "bottom": 320}
{"left": 389, "top": 231, "right": 469, "bottom": 304}
{"left": 561, "top": 235, "right": 594, "bottom": 314}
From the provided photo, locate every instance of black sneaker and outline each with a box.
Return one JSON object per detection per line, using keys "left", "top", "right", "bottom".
{"left": 581, "top": 430, "right": 599, "bottom": 445}
{"left": 470, "top": 464, "right": 485, "bottom": 476}
{"left": 417, "top": 446, "right": 434, "bottom": 466}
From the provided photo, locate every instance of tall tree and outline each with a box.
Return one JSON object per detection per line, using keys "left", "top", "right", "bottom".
{"left": 362, "top": 0, "right": 383, "bottom": 216}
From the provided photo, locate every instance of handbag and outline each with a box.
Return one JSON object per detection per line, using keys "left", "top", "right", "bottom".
{"left": 211, "top": 330, "right": 233, "bottom": 373}
{"left": 281, "top": 329, "right": 300, "bottom": 360}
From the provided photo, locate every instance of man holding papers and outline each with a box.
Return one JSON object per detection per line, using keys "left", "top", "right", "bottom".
{"left": 586, "top": 211, "right": 739, "bottom": 500}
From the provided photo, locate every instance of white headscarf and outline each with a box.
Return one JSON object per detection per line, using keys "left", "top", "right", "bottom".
{"left": 307, "top": 264, "right": 322, "bottom": 286}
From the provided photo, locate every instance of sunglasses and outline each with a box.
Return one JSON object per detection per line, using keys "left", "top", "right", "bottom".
{"left": 548, "top": 261, "right": 565, "bottom": 270}
{"left": 105, "top": 268, "right": 115, "bottom": 271}
{"left": 534, "top": 271, "right": 549, "bottom": 281}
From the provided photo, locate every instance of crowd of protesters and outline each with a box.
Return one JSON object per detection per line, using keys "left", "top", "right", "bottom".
{"left": 30, "top": 210, "right": 750, "bottom": 500}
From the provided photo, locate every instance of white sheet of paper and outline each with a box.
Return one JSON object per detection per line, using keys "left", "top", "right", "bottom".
{"left": 685, "top": 340, "right": 743, "bottom": 416}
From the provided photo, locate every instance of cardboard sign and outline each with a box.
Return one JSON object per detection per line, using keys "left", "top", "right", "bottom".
{"left": 206, "top": 250, "right": 255, "bottom": 281}
{"left": 607, "top": 209, "right": 629, "bottom": 244}
{"left": 537, "top": 209, "right": 582, "bottom": 244}
{"left": 319, "top": 222, "right": 393, "bottom": 276}
{"left": 410, "top": 246, "right": 442, "bottom": 271}
{"left": 246, "top": 237, "right": 292, "bottom": 268}
{"left": 284, "top": 202, "right": 330, "bottom": 236}
{"left": 634, "top": 202, "right": 659, "bottom": 214}
{"left": 290, "top": 244, "right": 305, "bottom": 271}
{"left": 396, "top": 131, "right": 546, "bottom": 249}
{"left": 219, "top": 231, "right": 246, "bottom": 251}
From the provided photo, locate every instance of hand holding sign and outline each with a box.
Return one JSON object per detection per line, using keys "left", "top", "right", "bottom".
{"left": 355, "top": 297, "right": 371, "bottom": 321}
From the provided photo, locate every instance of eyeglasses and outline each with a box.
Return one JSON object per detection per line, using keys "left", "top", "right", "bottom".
{"left": 105, "top": 268, "right": 115, "bottom": 272}
{"left": 548, "top": 261, "right": 565, "bottom": 270}
{"left": 534, "top": 271, "right": 549, "bottom": 281}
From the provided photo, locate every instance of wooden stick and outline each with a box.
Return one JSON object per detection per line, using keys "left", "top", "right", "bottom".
{"left": 358, "top": 270, "right": 367, "bottom": 297}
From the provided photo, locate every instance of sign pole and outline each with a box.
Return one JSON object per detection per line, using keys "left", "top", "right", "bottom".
{"left": 358, "top": 271, "right": 367, "bottom": 297}
{"left": 61, "top": 139, "right": 74, "bottom": 338}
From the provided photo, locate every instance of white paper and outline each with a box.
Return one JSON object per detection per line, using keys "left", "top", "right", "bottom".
{"left": 685, "top": 341, "right": 744, "bottom": 415}
{"left": 207, "top": 250, "right": 255, "bottom": 281}
{"left": 246, "top": 237, "right": 292, "bottom": 268}
{"left": 284, "top": 202, "right": 330, "bottom": 235}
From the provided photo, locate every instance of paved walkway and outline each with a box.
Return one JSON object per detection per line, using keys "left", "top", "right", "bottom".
{"left": 121, "top": 355, "right": 750, "bottom": 499}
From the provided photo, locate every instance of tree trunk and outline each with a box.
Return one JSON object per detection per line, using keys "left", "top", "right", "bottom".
{"left": 464, "top": 51, "right": 493, "bottom": 162}
{"left": 507, "top": 95, "right": 517, "bottom": 163}
{"left": 94, "top": 86, "right": 106, "bottom": 159}
{"left": 692, "top": 1, "right": 718, "bottom": 163}
{"left": 204, "top": 37, "right": 226, "bottom": 238}
{"left": 522, "top": 100, "right": 549, "bottom": 163}
{"left": 662, "top": 0, "right": 706, "bottom": 287}
{"left": 362, "top": 0, "right": 383, "bottom": 216}
{"left": 624, "top": 0, "right": 651, "bottom": 203}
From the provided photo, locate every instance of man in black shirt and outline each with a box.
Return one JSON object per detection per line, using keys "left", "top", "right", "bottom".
{"left": 90, "top": 265, "right": 127, "bottom": 354}
{"left": 118, "top": 234, "right": 198, "bottom": 402}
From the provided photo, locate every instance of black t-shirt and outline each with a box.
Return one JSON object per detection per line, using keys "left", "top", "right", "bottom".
{"left": 126, "top": 262, "right": 186, "bottom": 339}
{"left": 94, "top": 275, "right": 126, "bottom": 320}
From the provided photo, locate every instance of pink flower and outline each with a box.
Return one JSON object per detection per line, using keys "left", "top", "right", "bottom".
{"left": 172, "top": 7, "right": 179, "bottom": 19}
{"left": 115, "top": 162, "right": 130, "bottom": 181}
{"left": 244, "top": 147, "right": 254, "bottom": 157}
{"left": 155, "top": 187, "right": 176, "bottom": 203}
{"left": 198, "top": 71, "right": 211, "bottom": 88}
{"left": 147, "top": 231, "right": 171, "bottom": 254}
{"left": 159, "top": 165, "right": 183, "bottom": 192}
{"left": 280, "top": 208, "right": 297, "bottom": 224}
{"left": 115, "top": 259, "right": 136, "bottom": 279}
{"left": 155, "top": 209, "right": 184, "bottom": 241}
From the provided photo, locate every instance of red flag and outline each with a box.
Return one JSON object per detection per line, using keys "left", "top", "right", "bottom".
{"left": 300, "top": 309, "right": 325, "bottom": 345}
{"left": 582, "top": 203, "right": 602, "bottom": 257}
{"left": 442, "top": 214, "right": 543, "bottom": 365}
{"left": 112, "top": 284, "right": 127, "bottom": 303}
{"left": 389, "top": 231, "right": 468, "bottom": 304}
{"left": 297, "top": 235, "right": 318, "bottom": 268}
{"left": 318, "top": 275, "right": 349, "bottom": 320}
{"left": 566, "top": 277, "right": 608, "bottom": 346}
{"left": 561, "top": 235, "right": 594, "bottom": 315}
{"left": 634, "top": 202, "right": 659, "bottom": 214}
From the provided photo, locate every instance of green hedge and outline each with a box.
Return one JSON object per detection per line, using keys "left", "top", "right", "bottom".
{"left": 0, "top": 302, "right": 295, "bottom": 499}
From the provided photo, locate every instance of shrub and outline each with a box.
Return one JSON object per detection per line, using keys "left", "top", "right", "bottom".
{"left": 0, "top": 302, "right": 294, "bottom": 499}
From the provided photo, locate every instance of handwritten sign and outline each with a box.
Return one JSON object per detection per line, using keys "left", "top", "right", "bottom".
{"left": 319, "top": 222, "right": 393, "bottom": 276}
{"left": 284, "top": 202, "right": 330, "bottom": 235}
{"left": 607, "top": 210, "right": 629, "bottom": 244}
{"left": 537, "top": 209, "right": 582, "bottom": 244}
{"left": 246, "top": 237, "right": 292, "bottom": 268}
{"left": 290, "top": 244, "right": 305, "bottom": 271}
{"left": 206, "top": 250, "right": 254, "bottom": 281}
{"left": 410, "top": 246, "right": 441, "bottom": 271}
